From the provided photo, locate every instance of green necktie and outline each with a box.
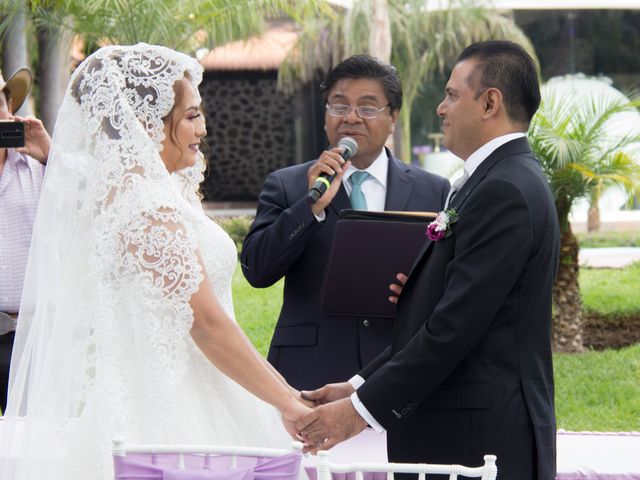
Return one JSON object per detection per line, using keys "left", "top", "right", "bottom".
{"left": 349, "top": 171, "right": 370, "bottom": 210}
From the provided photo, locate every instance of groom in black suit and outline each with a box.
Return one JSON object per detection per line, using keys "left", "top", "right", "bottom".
{"left": 298, "top": 41, "right": 560, "bottom": 480}
{"left": 241, "top": 55, "right": 449, "bottom": 390}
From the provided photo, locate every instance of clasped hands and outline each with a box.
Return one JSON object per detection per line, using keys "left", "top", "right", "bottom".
{"left": 282, "top": 274, "right": 407, "bottom": 453}
{"left": 289, "top": 382, "right": 367, "bottom": 454}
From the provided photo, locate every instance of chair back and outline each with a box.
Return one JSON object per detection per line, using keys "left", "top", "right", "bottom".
{"left": 314, "top": 451, "right": 497, "bottom": 480}
{"left": 112, "top": 439, "right": 304, "bottom": 480}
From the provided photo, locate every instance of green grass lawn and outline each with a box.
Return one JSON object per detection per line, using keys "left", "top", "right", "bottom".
{"left": 577, "top": 231, "right": 640, "bottom": 248}
{"left": 233, "top": 265, "right": 640, "bottom": 432}
{"left": 580, "top": 262, "right": 640, "bottom": 317}
{"left": 233, "top": 267, "right": 283, "bottom": 356}
{"left": 554, "top": 344, "right": 640, "bottom": 431}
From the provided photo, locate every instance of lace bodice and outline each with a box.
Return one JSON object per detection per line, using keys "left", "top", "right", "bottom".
{"left": 186, "top": 205, "right": 238, "bottom": 320}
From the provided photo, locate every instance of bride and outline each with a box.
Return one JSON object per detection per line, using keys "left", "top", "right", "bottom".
{"left": 0, "top": 43, "right": 310, "bottom": 479}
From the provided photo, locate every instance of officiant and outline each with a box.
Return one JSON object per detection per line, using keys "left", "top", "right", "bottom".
{"left": 241, "top": 55, "right": 448, "bottom": 390}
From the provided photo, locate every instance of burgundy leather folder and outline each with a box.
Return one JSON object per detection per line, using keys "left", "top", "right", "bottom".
{"left": 320, "top": 209, "right": 436, "bottom": 318}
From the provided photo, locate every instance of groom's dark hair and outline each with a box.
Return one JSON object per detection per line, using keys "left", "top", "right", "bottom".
{"left": 321, "top": 55, "right": 403, "bottom": 113}
{"left": 457, "top": 40, "right": 540, "bottom": 127}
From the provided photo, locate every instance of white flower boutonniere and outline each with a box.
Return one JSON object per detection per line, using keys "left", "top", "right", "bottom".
{"left": 426, "top": 209, "right": 459, "bottom": 241}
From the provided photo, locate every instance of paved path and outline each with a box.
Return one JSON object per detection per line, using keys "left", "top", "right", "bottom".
{"left": 579, "top": 247, "right": 640, "bottom": 268}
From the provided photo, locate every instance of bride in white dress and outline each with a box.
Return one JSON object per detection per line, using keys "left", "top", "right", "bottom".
{"left": 0, "top": 43, "right": 309, "bottom": 479}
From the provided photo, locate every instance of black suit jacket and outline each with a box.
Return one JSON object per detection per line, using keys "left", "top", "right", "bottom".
{"left": 357, "top": 138, "right": 559, "bottom": 480}
{"left": 241, "top": 152, "right": 449, "bottom": 390}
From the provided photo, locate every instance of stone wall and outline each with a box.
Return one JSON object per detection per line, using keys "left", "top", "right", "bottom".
{"left": 199, "top": 70, "right": 295, "bottom": 201}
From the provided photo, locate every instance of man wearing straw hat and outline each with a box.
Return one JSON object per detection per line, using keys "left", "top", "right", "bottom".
{"left": 0, "top": 66, "right": 51, "bottom": 413}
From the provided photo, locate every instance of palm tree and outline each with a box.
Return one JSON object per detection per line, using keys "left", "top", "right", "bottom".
{"left": 1, "top": 1, "right": 72, "bottom": 132}
{"left": 280, "top": 0, "right": 535, "bottom": 161}
{"left": 528, "top": 91, "right": 640, "bottom": 353}
{"left": 0, "top": 0, "right": 329, "bottom": 130}
{"left": 10, "top": 0, "right": 325, "bottom": 52}
{"left": 0, "top": 0, "right": 32, "bottom": 116}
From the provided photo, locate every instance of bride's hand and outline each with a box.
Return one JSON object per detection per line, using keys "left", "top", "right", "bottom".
{"left": 280, "top": 397, "right": 313, "bottom": 441}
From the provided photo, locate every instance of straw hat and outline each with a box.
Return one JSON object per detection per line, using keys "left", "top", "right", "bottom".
{"left": 0, "top": 67, "right": 32, "bottom": 113}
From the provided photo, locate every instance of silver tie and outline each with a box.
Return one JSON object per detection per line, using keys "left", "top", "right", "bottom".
{"left": 444, "top": 169, "right": 470, "bottom": 209}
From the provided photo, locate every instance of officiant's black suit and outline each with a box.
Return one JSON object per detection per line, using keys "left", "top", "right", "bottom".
{"left": 357, "top": 137, "right": 560, "bottom": 480}
{"left": 241, "top": 151, "right": 448, "bottom": 390}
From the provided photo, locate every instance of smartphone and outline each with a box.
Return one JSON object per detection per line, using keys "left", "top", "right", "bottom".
{"left": 0, "top": 121, "right": 25, "bottom": 148}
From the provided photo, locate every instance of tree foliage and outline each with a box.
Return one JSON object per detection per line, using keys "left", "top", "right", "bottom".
{"left": 280, "top": 0, "right": 535, "bottom": 160}
{"left": 1, "top": 0, "right": 328, "bottom": 53}
{"left": 530, "top": 92, "right": 640, "bottom": 228}
{"left": 0, "top": 0, "right": 329, "bottom": 131}
{"left": 528, "top": 87, "right": 640, "bottom": 351}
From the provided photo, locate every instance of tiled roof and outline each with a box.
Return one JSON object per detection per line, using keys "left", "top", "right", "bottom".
{"left": 200, "top": 23, "right": 299, "bottom": 71}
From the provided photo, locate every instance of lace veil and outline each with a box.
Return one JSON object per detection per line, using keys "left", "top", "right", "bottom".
{"left": 0, "top": 44, "right": 207, "bottom": 478}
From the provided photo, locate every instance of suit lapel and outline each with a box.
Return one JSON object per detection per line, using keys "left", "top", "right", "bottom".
{"left": 449, "top": 137, "right": 532, "bottom": 212}
{"left": 329, "top": 183, "right": 352, "bottom": 216}
{"left": 385, "top": 151, "right": 426, "bottom": 278}
{"left": 384, "top": 152, "right": 415, "bottom": 211}
{"left": 407, "top": 237, "right": 434, "bottom": 278}
{"left": 407, "top": 137, "right": 532, "bottom": 278}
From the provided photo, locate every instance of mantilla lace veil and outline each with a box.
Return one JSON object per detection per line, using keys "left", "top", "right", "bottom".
{"left": 0, "top": 43, "right": 288, "bottom": 479}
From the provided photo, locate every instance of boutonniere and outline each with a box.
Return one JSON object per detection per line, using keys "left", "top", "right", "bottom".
{"left": 426, "top": 209, "right": 459, "bottom": 241}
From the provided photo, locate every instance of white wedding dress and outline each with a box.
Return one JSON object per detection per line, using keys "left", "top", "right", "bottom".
{"left": 0, "top": 44, "right": 291, "bottom": 480}
{"left": 159, "top": 197, "right": 290, "bottom": 448}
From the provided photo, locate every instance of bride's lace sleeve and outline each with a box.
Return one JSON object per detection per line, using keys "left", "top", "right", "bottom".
{"left": 114, "top": 205, "right": 204, "bottom": 385}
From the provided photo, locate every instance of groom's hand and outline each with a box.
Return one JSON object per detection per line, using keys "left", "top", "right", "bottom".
{"left": 296, "top": 397, "right": 366, "bottom": 454}
{"left": 388, "top": 272, "right": 408, "bottom": 304}
{"left": 300, "top": 382, "right": 354, "bottom": 405}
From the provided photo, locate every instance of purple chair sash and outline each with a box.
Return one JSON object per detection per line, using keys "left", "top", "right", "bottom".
{"left": 164, "top": 468, "right": 252, "bottom": 480}
{"left": 304, "top": 471, "right": 387, "bottom": 480}
{"left": 113, "top": 452, "right": 302, "bottom": 480}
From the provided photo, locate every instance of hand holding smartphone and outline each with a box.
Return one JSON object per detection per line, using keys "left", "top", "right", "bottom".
{"left": 0, "top": 120, "right": 25, "bottom": 148}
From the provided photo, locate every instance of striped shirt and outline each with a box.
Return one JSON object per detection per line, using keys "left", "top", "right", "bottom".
{"left": 0, "top": 149, "right": 45, "bottom": 313}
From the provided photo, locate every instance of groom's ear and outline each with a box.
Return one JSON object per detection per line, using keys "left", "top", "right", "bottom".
{"left": 481, "top": 87, "right": 502, "bottom": 119}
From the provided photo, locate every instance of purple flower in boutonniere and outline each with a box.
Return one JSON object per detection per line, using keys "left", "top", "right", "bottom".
{"left": 426, "top": 209, "right": 459, "bottom": 241}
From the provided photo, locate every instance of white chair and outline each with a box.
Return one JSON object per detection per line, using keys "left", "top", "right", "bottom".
{"left": 112, "top": 438, "right": 305, "bottom": 479}
{"left": 314, "top": 451, "right": 497, "bottom": 480}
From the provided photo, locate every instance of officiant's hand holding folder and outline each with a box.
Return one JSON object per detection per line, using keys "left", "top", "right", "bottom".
{"left": 320, "top": 209, "right": 437, "bottom": 318}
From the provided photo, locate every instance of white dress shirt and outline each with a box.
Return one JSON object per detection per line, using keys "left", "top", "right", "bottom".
{"left": 463, "top": 132, "right": 525, "bottom": 178}
{"left": 342, "top": 149, "right": 388, "bottom": 212}
{"left": 348, "top": 132, "right": 527, "bottom": 433}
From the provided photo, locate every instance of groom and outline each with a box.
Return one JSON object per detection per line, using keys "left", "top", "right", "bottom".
{"left": 297, "top": 41, "right": 560, "bottom": 480}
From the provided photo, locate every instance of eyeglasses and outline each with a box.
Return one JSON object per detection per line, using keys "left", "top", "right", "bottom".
{"left": 326, "top": 103, "right": 390, "bottom": 119}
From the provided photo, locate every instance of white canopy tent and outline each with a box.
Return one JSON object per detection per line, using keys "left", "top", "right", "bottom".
{"left": 478, "top": 0, "right": 640, "bottom": 10}
{"left": 330, "top": 0, "right": 640, "bottom": 10}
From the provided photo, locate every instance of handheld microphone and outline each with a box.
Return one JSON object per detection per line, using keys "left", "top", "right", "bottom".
{"left": 307, "top": 136, "right": 358, "bottom": 205}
